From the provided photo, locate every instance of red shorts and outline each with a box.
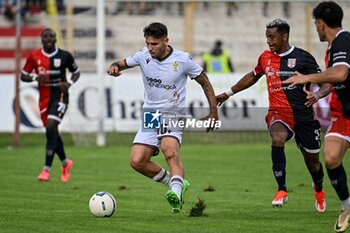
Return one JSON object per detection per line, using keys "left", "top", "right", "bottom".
{"left": 326, "top": 115, "right": 350, "bottom": 141}
{"left": 265, "top": 111, "right": 294, "bottom": 130}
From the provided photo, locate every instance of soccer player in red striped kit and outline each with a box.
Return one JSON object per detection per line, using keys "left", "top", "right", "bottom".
{"left": 216, "top": 19, "right": 330, "bottom": 212}
{"left": 21, "top": 28, "right": 80, "bottom": 182}
{"left": 284, "top": 1, "right": 350, "bottom": 231}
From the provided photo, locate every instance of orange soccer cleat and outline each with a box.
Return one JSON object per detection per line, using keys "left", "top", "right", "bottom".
{"left": 37, "top": 169, "right": 50, "bottom": 181}
{"left": 314, "top": 187, "right": 326, "bottom": 213}
{"left": 272, "top": 190, "right": 288, "bottom": 207}
{"left": 61, "top": 159, "right": 73, "bottom": 182}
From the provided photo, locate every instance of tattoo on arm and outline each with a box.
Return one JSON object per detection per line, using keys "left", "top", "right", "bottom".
{"left": 195, "top": 72, "right": 217, "bottom": 108}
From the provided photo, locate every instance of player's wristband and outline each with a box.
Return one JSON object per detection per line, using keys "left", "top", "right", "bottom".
{"left": 30, "top": 74, "right": 38, "bottom": 81}
{"left": 225, "top": 88, "right": 234, "bottom": 97}
{"left": 67, "top": 80, "right": 74, "bottom": 85}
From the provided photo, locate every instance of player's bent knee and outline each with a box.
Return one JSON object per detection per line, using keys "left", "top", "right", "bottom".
{"left": 324, "top": 155, "right": 341, "bottom": 169}
{"left": 129, "top": 156, "right": 144, "bottom": 171}
{"left": 270, "top": 133, "right": 287, "bottom": 146}
{"left": 324, "top": 149, "right": 342, "bottom": 168}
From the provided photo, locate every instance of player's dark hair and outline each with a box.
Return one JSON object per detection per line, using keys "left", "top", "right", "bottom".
{"left": 41, "top": 28, "right": 56, "bottom": 37}
{"left": 313, "top": 1, "right": 343, "bottom": 28}
{"left": 266, "top": 19, "right": 290, "bottom": 35}
{"left": 143, "top": 22, "right": 168, "bottom": 39}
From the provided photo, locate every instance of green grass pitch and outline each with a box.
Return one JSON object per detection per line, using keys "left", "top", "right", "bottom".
{"left": 0, "top": 134, "right": 346, "bottom": 233}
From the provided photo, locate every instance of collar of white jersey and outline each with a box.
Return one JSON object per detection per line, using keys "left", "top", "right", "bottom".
{"left": 41, "top": 48, "right": 59, "bottom": 57}
{"left": 276, "top": 46, "right": 295, "bottom": 57}
{"left": 156, "top": 45, "right": 174, "bottom": 62}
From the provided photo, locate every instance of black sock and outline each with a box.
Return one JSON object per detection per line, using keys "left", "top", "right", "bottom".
{"left": 45, "top": 127, "right": 58, "bottom": 167}
{"left": 327, "top": 164, "right": 350, "bottom": 201}
{"left": 55, "top": 135, "right": 67, "bottom": 162}
{"left": 310, "top": 162, "right": 324, "bottom": 192}
{"left": 271, "top": 146, "right": 287, "bottom": 192}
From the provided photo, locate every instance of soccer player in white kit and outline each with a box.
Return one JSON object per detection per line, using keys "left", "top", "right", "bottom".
{"left": 107, "top": 22, "right": 218, "bottom": 213}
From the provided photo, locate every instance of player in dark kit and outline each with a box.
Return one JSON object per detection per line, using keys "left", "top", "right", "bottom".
{"left": 21, "top": 28, "right": 80, "bottom": 182}
{"left": 216, "top": 19, "right": 330, "bottom": 212}
{"left": 283, "top": 2, "right": 350, "bottom": 232}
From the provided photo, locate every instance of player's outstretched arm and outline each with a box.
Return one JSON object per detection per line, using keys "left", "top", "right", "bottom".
{"left": 107, "top": 59, "right": 128, "bottom": 77}
{"left": 284, "top": 65, "right": 348, "bottom": 87}
{"left": 194, "top": 71, "right": 219, "bottom": 132}
{"left": 216, "top": 71, "right": 258, "bottom": 106}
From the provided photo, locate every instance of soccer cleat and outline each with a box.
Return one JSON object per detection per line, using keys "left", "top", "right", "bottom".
{"left": 334, "top": 209, "right": 350, "bottom": 232}
{"left": 61, "top": 159, "right": 73, "bottom": 182}
{"left": 313, "top": 187, "right": 326, "bottom": 213}
{"left": 272, "top": 190, "right": 288, "bottom": 207}
{"left": 166, "top": 190, "right": 181, "bottom": 213}
{"left": 37, "top": 169, "right": 50, "bottom": 181}
{"left": 166, "top": 179, "right": 190, "bottom": 213}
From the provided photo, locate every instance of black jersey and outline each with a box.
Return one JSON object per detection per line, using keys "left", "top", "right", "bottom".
{"left": 326, "top": 30, "right": 350, "bottom": 119}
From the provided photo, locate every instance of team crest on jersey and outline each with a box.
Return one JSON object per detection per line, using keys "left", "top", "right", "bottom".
{"left": 172, "top": 61, "right": 179, "bottom": 71}
{"left": 54, "top": 58, "right": 61, "bottom": 67}
{"left": 287, "top": 58, "right": 296, "bottom": 68}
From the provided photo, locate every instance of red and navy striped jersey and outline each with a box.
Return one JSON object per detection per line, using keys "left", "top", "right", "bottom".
{"left": 22, "top": 48, "right": 79, "bottom": 108}
{"left": 326, "top": 30, "right": 350, "bottom": 119}
{"left": 254, "top": 46, "right": 321, "bottom": 122}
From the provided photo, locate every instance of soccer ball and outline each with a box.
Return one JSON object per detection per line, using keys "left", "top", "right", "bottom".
{"left": 89, "top": 191, "right": 117, "bottom": 217}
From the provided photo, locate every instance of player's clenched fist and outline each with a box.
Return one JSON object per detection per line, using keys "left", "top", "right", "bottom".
{"left": 107, "top": 62, "right": 121, "bottom": 77}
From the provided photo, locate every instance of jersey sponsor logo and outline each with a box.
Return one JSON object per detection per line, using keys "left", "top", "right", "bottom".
{"left": 287, "top": 58, "right": 296, "bottom": 68}
{"left": 54, "top": 58, "right": 61, "bottom": 67}
{"left": 332, "top": 84, "right": 347, "bottom": 90}
{"left": 269, "top": 85, "right": 296, "bottom": 93}
{"left": 146, "top": 58, "right": 151, "bottom": 64}
{"left": 146, "top": 76, "right": 176, "bottom": 90}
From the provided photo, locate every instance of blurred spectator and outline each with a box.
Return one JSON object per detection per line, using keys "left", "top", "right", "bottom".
{"left": 2, "top": 0, "right": 16, "bottom": 21}
{"left": 263, "top": 2, "right": 290, "bottom": 18}
{"left": 202, "top": 40, "right": 234, "bottom": 74}
{"left": 1, "top": 0, "right": 29, "bottom": 22}
{"left": 26, "top": 0, "right": 45, "bottom": 14}
{"left": 226, "top": 2, "right": 238, "bottom": 16}
{"left": 112, "top": 1, "right": 153, "bottom": 15}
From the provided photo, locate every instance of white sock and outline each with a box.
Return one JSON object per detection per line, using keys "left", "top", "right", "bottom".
{"left": 152, "top": 168, "right": 170, "bottom": 186}
{"left": 44, "top": 166, "right": 51, "bottom": 172}
{"left": 170, "top": 175, "right": 184, "bottom": 199}
{"left": 341, "top": 197, "right": 350, "bottom": 210}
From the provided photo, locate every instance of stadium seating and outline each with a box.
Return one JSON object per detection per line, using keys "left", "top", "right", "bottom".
{"left": 1, "top": 1, "right": 350, "bottom": 73}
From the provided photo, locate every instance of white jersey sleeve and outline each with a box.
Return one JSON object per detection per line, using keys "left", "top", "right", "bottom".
{"left": 185, "top": 54, "right": 203, "bottom": 79}
{"left": 125, "top": 48, "right": 145, "bottom": 67}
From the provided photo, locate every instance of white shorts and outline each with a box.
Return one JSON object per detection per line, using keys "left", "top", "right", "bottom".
{"left": 132, "top": 127, "right": 183, "bottom": 156}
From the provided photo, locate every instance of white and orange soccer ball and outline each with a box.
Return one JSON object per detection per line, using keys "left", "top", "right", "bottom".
{"left": 89, "top": 191, "right": 117, "bottom": 217}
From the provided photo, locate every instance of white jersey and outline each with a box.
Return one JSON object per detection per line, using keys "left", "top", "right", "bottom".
{"left": 126, "top": 46, "right": 203, "bottom": 109}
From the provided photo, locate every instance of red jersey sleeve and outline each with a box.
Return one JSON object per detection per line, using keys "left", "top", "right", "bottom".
{"left": 253, "top": 52, "right": 265, "bottom": 78}
{"left": 22, "top": 52, "right": 36, "bottom": 74}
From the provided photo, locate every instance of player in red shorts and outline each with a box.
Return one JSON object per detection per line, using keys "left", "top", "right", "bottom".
{"left": 21, "top": 28, "right": 80, "bottom": 182}
{"left": 216, "top": 19, "right": 330, "bottom": 212}
{"left": 284, "top": 2, "right": 350, "bottom": 232}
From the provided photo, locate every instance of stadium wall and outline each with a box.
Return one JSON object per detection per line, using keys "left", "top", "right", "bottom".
{"left": 1, "top": 73, "right": 269, "bottom": 133}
